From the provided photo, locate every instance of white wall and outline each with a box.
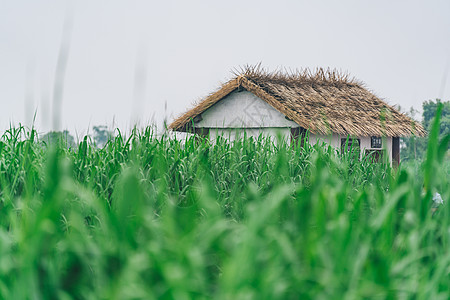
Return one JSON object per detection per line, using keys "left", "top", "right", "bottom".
{"left": 209, "top": 127, "right": 291, "bottom": 145}
{"left": 308, "top": 133, "right": 341, "bottom": 148}
{"left": 196, "top": 90, "right": 298, "bottom": 128}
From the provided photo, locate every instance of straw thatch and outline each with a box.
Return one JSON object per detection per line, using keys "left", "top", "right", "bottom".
{"left": 169, "top": 66, "right": 426, "bottom": 137}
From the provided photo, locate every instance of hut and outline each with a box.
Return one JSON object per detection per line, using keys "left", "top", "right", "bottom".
{"left": 169, "top": 66, "right": 426, "bottom": 165}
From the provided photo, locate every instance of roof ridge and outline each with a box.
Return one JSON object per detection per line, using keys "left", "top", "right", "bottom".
{"left": 234, "top": 64, "right": 362, "bottom": 87}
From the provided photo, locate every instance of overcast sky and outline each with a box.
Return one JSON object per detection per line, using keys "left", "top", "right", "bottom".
{"left": 1, "top": 0, "right": 449, "bottom": 137}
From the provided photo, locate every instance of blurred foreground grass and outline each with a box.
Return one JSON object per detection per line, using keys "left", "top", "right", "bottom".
{"left": 0, "top": 109, "right": 449, "bottom": 299}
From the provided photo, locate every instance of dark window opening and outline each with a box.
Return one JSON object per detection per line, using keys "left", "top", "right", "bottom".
{"left": 290, "top": 127, "right": 307, "bottom": 147}
{"left": 341, "top": 138, "right": 361, "bottom": 154}
{"left": 193, "top": 127, "right": 209, "bottom": 137}
{"left": 365, "top": 149, "right": 384, "bottom": 163}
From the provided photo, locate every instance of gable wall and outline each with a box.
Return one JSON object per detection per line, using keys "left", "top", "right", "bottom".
{"left": 195, "top": 90, "right": 298, "bottom": 128}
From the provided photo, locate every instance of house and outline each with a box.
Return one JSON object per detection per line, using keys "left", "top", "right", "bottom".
{"left": 169, "top": 66, "right": 426, "bottom": 165}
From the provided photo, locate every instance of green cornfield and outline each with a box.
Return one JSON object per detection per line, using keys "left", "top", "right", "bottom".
{"left": 0, "top": 109, "right": 448, "bottom": 299}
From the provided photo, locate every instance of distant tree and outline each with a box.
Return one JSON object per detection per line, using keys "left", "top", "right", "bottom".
{"left": 422, "top": 99, "right": 450, "bottom": 136}
{"left": 400, "top": 99, "right": 450, "bottom": 161}
{"left": 93, "top": 125, "right": 113, "bottom": 148}
{"left": 400, "top": 132, "right": 427, "bottom": 161}
{"left": 40, "top": 130, "right": 76, "bottom": 148}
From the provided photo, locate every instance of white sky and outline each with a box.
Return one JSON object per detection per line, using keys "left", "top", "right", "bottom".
{"left": 1, "top": 0, "right": 449, "bottom": 137}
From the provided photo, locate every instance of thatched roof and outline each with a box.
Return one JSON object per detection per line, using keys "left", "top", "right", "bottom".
{"left": 169, "top": 66, "right": 426, "bottom": 137}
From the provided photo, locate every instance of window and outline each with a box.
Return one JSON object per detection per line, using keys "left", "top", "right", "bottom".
{"left": 290, "top": 127, "right": 307, "bottom": 147}
{"left": 341, "top": 138, "right": 361, "bottom": 156}
{"left": 193, "top": 127, "right": 209, "bottom": 137}
{"left": 365, "top": 149, "right": 384, "bottom": 163}
{"left": 371, "top": 136, "right": 382, "bottom": 148}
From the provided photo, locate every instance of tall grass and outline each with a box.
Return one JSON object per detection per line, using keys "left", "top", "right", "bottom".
{"left": 0, "top": 111, "right": 448, "bottom": 298}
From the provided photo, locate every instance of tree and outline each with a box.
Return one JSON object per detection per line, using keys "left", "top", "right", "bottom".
{"left": 400, "top": 99, "right": 450, "bottom": 161}
{"left": 40, "top": 130, "right": 76, "bottom": 148}
{"left": 92, "top": 125, "right": 113, "bottom": 148}
{"left": 422, "top": 99, "right": 450, "bottom": 137}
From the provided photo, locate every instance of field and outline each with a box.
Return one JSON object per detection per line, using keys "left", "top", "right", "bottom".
{"left": 0, "top": 117, "right": 449, "bottom": 299}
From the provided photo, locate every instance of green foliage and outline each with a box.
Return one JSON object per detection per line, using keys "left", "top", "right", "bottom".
{"left": 401, "top": 99, "right": 450, "bottom": 161}
{"left": 0, "top": 124, "right": 448, "bottom": 299}
{"left": 40, "top": 130, "right": 76, "bottom": 148}
{"left": 423, "top": 99, "right": 450, "bottom": 136}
